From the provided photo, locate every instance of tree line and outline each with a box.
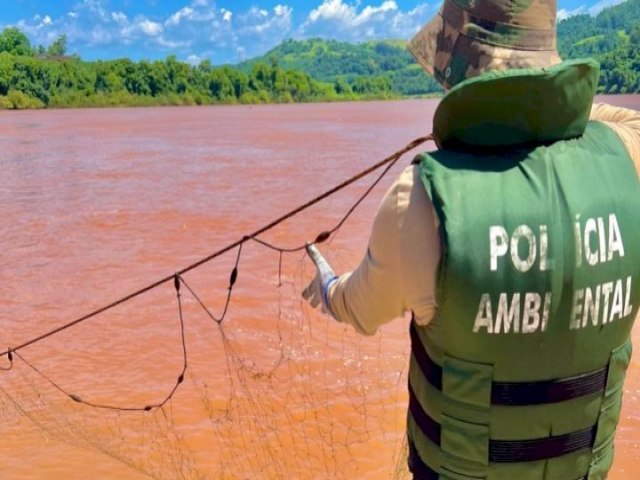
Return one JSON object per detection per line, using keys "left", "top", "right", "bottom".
{"left": 0, "top": 27, "right": 397, "bottom": 110}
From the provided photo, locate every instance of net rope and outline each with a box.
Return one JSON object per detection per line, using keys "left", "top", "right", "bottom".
{"left": 1, "top": 134, "right": 433, "bottom": 479}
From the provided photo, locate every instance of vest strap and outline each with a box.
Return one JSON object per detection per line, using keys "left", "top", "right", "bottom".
{"left": 410, "top": 323, "right": 607, "bottom": 405}
{"left": 409, "top": 430, "right": 592, "bottom": 479}
{"left": 409, "top": 439, "right": 439, "bottom": 480}
{"left": 491, "top": 370, "right": 607, "bottom": 405}
{"left": 409, "top": 388, "right": 597, "bottom": 464}
{"left": 488, "top": 426, "right": 596, "bottom": 463}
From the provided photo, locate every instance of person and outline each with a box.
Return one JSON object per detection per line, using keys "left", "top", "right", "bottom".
{"left": 302, "top": 0, "right": 640, "bottom": 478}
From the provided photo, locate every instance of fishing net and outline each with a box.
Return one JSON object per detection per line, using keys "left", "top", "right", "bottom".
{"left": 0, "top": 243, "right": 412, "bottom": 479}
{"left": 0, "top": 137, "right": 432, "bottom": 479}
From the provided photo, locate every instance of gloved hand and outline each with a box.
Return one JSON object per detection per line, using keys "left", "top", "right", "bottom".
{"left": 302, "top": 243, "right": 338, "bottom": 317}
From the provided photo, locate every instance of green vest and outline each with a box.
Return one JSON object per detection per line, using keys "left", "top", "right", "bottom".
{"left": 409, "top": 59, "right": 640, "bottom": 480}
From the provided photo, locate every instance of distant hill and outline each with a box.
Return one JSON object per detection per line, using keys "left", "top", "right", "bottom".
{"left": 557, "top": 0, "right": 640, "bottom": 93}
{"left": 238, "top": 38, "right": 442, "bottom": 96}
{"left": 240, "top": 0, "right": 640, "bottom": 95}
{"left": 557, "top": 0, "right": 640, "bottom": 58}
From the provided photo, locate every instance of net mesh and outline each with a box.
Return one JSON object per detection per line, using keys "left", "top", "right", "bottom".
{"left": 0, "top": 242, "right": 412, "bottom": 480}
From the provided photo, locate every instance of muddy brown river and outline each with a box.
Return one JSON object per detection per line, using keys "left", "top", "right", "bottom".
{"left": 1, "top": 97, "right": 639, "bottom": 479}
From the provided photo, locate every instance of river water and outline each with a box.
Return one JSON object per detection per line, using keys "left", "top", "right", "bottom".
{"left": 1, "top": 97, "right": 639, "bottom": 479}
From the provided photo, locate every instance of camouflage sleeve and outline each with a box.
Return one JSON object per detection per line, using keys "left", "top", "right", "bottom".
{"left": 591, "top": 103, "right": 640, "bottom": 179}
{"left": 327, "top": 165, "right": 440, "bottom": 335}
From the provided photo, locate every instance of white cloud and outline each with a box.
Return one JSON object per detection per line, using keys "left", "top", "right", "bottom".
{"left": 221, "top": 9, "right": 233, "bottom": 22}
{"left": 112, "top": 12, "right": 128, "bottom": 25}
{"left": 391, "top": 3, "right": 433, "bottom": 35}
{"left": 587, "top": 0, "right": 626, "bottom": 15}
{"left": 166, "top": 7, "right": 195, "bottom": 26}
{"left": 357, "top": 1, "right": 398, "bottom": 25}
{"left": 77, "top": 0, "right": 109, "bottom": 22}
{"left": 308, "top": 0, "right": 398, "bottom": 25}
{"left": 558, "top": 0, "right": 627, "bottom": 21}
{"left": 165, "top": 3, "right": 217, "bottom": 29}
{"left": 302, "top": 1, "right": 434, "bottom": 42}
{"left": 90, "top": 27, "right": 113, "bottom": 45}
{"left": 186, "top": 53, "right": 204, "bottom": 65}
{"left": 557, "top": 6, "right": 586, "bottom": 20}
{"left": 138, "top": 19, "right": 163, "bottom": 36}
{"left": 31, "top": 14, "right": 54, "bottom": 29}
{"left": 10, "top": 0, "right": 436, "bottom": 64}
{"left": 274, "top": 5, "right": 291, "bottom": 17}
{"left": 155, "top": 36, "right": 190, "bottom": 48}
{"left": 308, "top": 0, "right": 352, "bottom": 22}
{"left": 238, "top": 5, "right": 293, "bottom": 36}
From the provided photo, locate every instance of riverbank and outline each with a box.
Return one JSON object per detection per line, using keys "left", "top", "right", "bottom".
{"left": 0, "top": 48, "right": 414, "bottom": 111}
{"left": 0, "top": 88, "right": 444, "bottom": 111}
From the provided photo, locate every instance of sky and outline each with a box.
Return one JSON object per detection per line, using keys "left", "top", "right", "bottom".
{"left": 0, "top": 0, "right": 627, "bottom": 65}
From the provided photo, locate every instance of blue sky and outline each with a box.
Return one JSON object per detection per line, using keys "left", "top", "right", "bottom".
{"left": 0, "top": 0, "right": 626, "bottom": 65}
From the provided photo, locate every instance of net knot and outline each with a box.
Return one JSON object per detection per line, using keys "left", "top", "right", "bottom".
{"left": 314, "top": 231, "right": 331, "bottom": 244}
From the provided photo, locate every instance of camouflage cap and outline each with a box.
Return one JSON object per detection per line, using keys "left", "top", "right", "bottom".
{"left": 408, "top": 0, "right": 562, "bottom": 89}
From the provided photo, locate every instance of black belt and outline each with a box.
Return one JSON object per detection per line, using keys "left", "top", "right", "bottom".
{"left": 409, "top": 382, "right": 597, "bottom": 463}
{"left": 409, "top": 437, "right": 589, "bottom": 480}
{"left": 408, "top": 440, "right": 440, "bottom": 480}
{"left": 410, "top": 323, "right": 608, "bottom": 405}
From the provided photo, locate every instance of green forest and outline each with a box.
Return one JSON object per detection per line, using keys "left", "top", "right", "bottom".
{"left": 0, "top": 27, "right": 398, "bottom": 110}
{"left": 1, "top": 0, "right": 639, "bottom": 109}
{"left": 557, "top": 0, "right": 640, "bottom": 93}
{"left": 238, "top": 38, "right": 442, "bottom": 97}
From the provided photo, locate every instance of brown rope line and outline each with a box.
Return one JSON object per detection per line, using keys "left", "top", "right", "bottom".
{"left": 178, "top": 245, "right": 243, "bottom": 325}
{"left": 0, "top": 352, "right": 13, "bottom": 371}
{"left": 249, "top": 144, "right": 405, "bottom": 253}
{"left": 0, "top": 134, "right": 433, "bottom": 358}
{"left": 10, "top": 274, "right": 189, "bottom": 412}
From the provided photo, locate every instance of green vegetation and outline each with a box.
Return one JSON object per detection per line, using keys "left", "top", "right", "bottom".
{"left": 239, "top": 38, "right": 442, "bottom": 96}
{"left": 557, "top": 0, "right": 640, "bottom": 93}
{"left": 243, "top": 0, "right": 640, "bottom": 97}
{"left": 0, "top": 27, "right": 397, "bottom": 110}
{"left": 1, "top": 0, "right": 639, "bottom": 109}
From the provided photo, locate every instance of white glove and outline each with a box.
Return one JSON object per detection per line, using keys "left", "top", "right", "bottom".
{"left": 302, "top": 244, "right": 338, "bottom": 317}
